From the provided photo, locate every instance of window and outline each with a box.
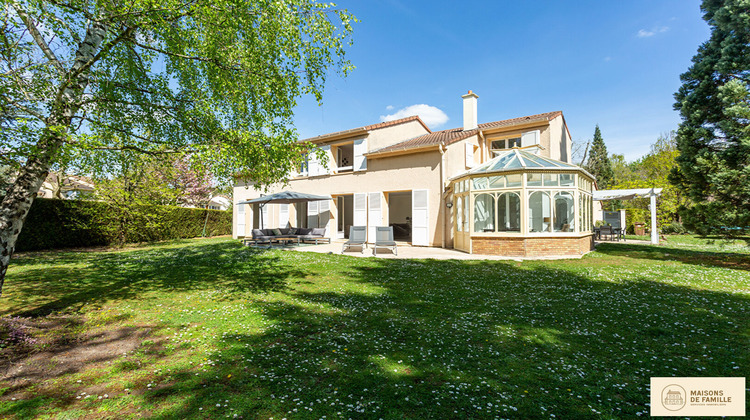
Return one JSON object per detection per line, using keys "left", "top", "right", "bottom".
{"left": 490, "top": 137, "right": 521, "bottom": 150}
{"left": 528, "top": 191, "right": 551, "bottom": 232}
{"left": 543, "top": 173, "right": 558, "bottom": 186}
{"left": 463, "top": 196, "right": 470, "bottom": 232}
{"left": 527, "top": 173, "right": 543, "bottom": 187}
{"left": 554, "top": 192, "right": 575, "bottom": 232}
{"left": 497, "top": 192, "right": 521, "bottom": 232}
{"left": 456, "top": 197, "right": 463, "bottom": 232}
{"left": 299, "top": 153, "right": 309, "bottom": 175}
{"left": 561, "top": 173, "right": 575, "bottom": 187}
{"left": 473, "top": 194, "right": 495, "bottom": 232}
{"left": 333, "top": 143, "right": 354, "bottom": 172}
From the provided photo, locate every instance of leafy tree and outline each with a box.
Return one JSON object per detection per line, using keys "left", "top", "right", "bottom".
{"left": 0, "top": 0, "right": 355, "bottom": 293}
{"left": 584, "top": 125, "right": 614, "bottom": 189}
{"left": 672, "top": 0, "right": 750, "bottom": 236}
{"left": 611, "top": 132, "right": 690, "bottom": 232}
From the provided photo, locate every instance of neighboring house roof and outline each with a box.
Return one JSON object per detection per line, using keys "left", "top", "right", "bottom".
{"left": 367, "top": 111, "right": 563, "bottom": 156}
{"left": 301, "top": 115, "right": 431, "bottom": 143}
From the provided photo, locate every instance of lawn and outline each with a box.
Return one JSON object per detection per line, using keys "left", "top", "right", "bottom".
{"left": 0, "top": 236, "right": 748, "bottom": 419}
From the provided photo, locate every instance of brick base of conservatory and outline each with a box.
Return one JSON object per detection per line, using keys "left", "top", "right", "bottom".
{"left": 471, "top": 235, "right": 594, "bottom": 257}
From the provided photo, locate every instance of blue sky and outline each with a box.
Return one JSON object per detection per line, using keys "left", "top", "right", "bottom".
{"left": 293, "top": 0, "right": 711, "bottom": 162}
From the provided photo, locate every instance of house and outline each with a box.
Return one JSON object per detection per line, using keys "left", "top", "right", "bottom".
{"left": 38, "top": 173, "right": 95, "bottom": 199}
{"left": 233, "top": 91, "right": 595, "bottom": 257}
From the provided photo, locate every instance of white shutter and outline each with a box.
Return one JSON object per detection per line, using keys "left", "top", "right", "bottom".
{"left": 308, "top": 149, "right": 320, "bottom": 177}
{"left": 465, "top": 143, "right": 475, "bottom": 168}
{"left": 353, "top": 193, "right": 367, "bottom": 234}
{"left": 279, "top": 204, "right": 289, "bottom": 228}
{"left": 236, "top": 203, "right": 246, "bottom": 237}
{"left": 320, "top": 145, "right": 332, "bottom": 175}
{"left": 318, "top": 200, "right": 331, "bottom": 236}
{"left": 261, "top": 204, "right": 270, "bottom": 229}
{"left": 368, "top": 192, "right": 382, "bottom": 243}
{"left": 412, "top": 189, "right": 429, "bottom": 246}
{"left": 521, "top": 130, "right": 540, "bottom": 147}
{"left": 353, "top": 138, "right": 367, "bottom": 171}
{"left": 307, "top": 201, "right": 319, "bottom": 228}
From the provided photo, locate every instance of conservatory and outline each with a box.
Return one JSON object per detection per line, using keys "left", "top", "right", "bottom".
{"left": 451, "top": 148, "right": 595, "bottom": 257}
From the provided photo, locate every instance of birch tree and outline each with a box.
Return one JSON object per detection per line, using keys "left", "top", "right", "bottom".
{"left": 0, "top": 0, "right": 355, "bottom": 294}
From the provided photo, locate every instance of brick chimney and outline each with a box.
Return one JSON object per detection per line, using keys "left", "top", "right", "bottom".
{"left": 462, "top": 90, "right": 478, "bottom": 131}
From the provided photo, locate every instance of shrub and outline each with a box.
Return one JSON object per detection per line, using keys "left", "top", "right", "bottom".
{"left": 662, "top": 221, "right": 688, "bottom": 235}
{"left": 16, "top": 198, "right": 232, "bottom": 252}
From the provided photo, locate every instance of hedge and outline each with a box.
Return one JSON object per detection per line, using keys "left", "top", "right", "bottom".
{"left": 16, "top": 198, "right": 232, "bottom": 252}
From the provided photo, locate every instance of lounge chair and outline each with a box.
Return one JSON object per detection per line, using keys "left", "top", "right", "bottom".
{"left": 342, "top": 226, "right": 367, "bottom": 254}
{"left": 373, "top": 226, "right": 397, "bottom": 256}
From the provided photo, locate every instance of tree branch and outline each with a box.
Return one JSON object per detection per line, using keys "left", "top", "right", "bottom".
{"left": 9, "top": 0, "right": 65, "bottom": 74}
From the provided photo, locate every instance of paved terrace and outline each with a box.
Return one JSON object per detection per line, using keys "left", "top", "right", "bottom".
{"left": 246, "top": 239, "right": 654, "bottom": 260}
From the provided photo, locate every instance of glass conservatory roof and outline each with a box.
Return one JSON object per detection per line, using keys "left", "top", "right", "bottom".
{"left": 455, "top": 148, "right": 588, "bottom": 179}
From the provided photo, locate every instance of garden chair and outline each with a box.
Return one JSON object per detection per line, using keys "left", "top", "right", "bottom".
{"left": 373, "top": 226, "right": 398, "bottom": 256}
{"left": 600, "top": 225, "right": 613, "bottom": 241}
{"left": 342, "top": 226, "right": 367, "bottom": 254}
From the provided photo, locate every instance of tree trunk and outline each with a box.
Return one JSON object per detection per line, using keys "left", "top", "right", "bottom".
{"left": 0, "top": 21, "right": 108, "bottom": 295}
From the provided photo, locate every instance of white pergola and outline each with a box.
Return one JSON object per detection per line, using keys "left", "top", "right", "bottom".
{"left": 593, "top": 188, "right": 663, "bottom": 244}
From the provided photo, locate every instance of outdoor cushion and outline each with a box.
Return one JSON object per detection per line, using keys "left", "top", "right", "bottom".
{"left": 310, "top": 228, "right": 325, "bottom": 237}
{"left": 262, "top": 229, "right": 274, "bottom": 236}
{"left": 297, "top": 228, "right": 312, "bottom": 235}
{"left": 252, "top": 229, "right": 265, "bottom": 239}
{"left": 272, "top": 228, "right": 282, "bottom": 236}
{"left": 281, "top": 228, "right": 293, "bottom": 235}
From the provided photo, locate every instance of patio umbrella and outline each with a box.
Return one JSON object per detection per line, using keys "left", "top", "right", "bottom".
{"left": 237, "top": 191, "right": 332, "bottom": 229}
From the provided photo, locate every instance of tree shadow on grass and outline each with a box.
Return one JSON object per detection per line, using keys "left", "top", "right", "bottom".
{"left": 596, "top": 241, "right": 750, "bottom": 271}
{"left": 4, "top": 241, "right": 308, "bottom": 317}
{"left": 131, "top": 257, "right": 749, "bottom": 419}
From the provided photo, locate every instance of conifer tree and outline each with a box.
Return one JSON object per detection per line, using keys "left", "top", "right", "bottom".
{"left": 585, "top": 125, "right": 614, "bottom": 189}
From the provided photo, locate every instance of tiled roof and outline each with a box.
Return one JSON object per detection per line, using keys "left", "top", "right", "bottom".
{"left": 368, "top": 111, "right": 563, "bottom": 156}
{"left": 301, "top": 115, "right": 431, "bottom": 143}
{"left": 478, "top": 110, "right": 562, "bottom": 130}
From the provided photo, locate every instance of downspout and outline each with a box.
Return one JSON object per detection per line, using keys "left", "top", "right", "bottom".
{"left": 439, "top": 141, "right": 446, "bottom": 249}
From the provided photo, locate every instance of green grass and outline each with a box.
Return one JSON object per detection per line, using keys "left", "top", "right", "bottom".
{"left": 0, "top": 236, "right": 748, "bottom": 419}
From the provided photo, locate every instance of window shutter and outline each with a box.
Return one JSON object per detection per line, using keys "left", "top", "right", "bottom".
{"left": 412, "top": 189, "right": 429, "bottom": 246}
{"left": 521, "top": 130, "right": 540, "bottom": 147}
{"left": 353, "top": 138, "right": 367, "bottom": 171}
{"left": 319, "top": 145, "right": 332, "bottom": 174}
{"left": 368, "top": 192, "right": 382, "bottom": 242}
{"left": 308, "top": 150, "right": 320, "bottom": 177}
{"left": 353, "top": 193, "right": 367, "bottom": 232}
{"left": 318, "top": 200, "right": 331, "bottom": 235}
{"left": 465, "top": 143, "right": 475, "bottom": 168}
{"left": 279, "top": 204, "right": 289, "bottom": 228}
{"left": 307, "top": 201, "right": 319, "bottom": 228}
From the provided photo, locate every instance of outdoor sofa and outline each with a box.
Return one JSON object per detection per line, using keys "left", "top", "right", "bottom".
{"left": 243, "top": 228, "right": 330, "bottom": 246}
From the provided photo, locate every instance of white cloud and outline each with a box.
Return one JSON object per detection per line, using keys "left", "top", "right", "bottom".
{"left": 637, "top": 26, "right": 669, "bottom": 38}
{"left": 380, "top": 104, "right": 449, "bottom": 128}
{"left": 385, "top": 105, "right": 394, "bottom": 110}
{"left": 603, "top": 56, "right": 612, "bottom": 62}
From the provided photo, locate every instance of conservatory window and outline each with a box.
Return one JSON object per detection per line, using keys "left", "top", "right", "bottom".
{"left": 528, "top": 191, "right": 552, "bottom": 232}
{"left": 456, "top": 197, "right": 463, "bottom": 232}
{"left": 507, "top": 174, "right": 522, "bottom": 187}
{"left": 561, "top": 173, "right": 575, "bottom": 187}
{"left": 463, "top": 196, "right": 470, "bottom": 232}
{"left": 473, "top": 194, "right": 495, "bottom": 232}
{"left": 497, "top": 192, "right": 521, "bottom": 232}
{"left": 473, "top": 177, "right": 489, "bottom": 190}
{"left": 527, "top": 173, "right": 543, "bottom": 187}
{"left": 554, "top": 192, "right": 575, "bottom": 232}
{"left": 543, "top": 173, "right": 558, "bottom": 186}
